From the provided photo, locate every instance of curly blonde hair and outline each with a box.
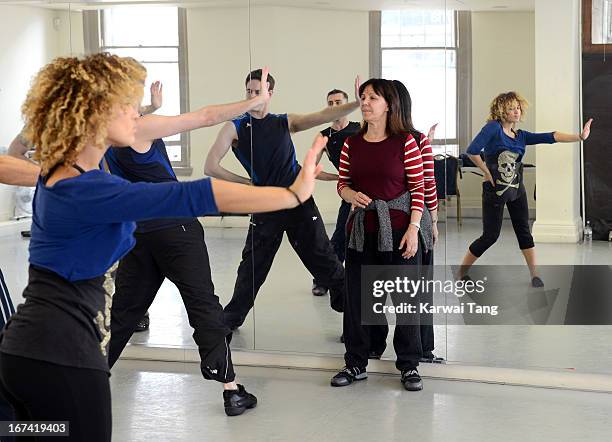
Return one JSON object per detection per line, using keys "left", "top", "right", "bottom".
{"left": 487, "top": 91, "right": 529, "bottom": 124}
{"left": 22, "top": 53, "right": 146, "bottom": 176}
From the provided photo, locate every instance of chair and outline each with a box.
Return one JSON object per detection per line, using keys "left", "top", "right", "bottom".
{"left": 434, "top": 154, "right": 462, "bottom": 227}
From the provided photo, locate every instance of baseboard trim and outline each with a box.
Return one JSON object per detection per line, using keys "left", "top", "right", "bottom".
{"left": 532, "top": 218, "right": 582, "bottom": 243}
{"left": 121, "top": 344, "right": 612, "bottom": 393}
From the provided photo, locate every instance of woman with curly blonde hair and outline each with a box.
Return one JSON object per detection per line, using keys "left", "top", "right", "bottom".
{"left": 0, "top": 53, "right": 326, "bottom": 441}
{"left": 458, "top": 91, "right": 593, "bottom": 287}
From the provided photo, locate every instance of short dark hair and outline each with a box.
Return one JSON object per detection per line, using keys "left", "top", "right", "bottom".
{"left": 326, "top": 89, "right": 348, "bottom": 100}
{"left": 245, "top": 69, "right": 275, "bottom": 90}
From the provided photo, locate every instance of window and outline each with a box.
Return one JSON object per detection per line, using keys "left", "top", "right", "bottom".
{"left": 380, "top": 10, "right": 460, "bottom": 156}
{"left": 89, "top": 6, "right": 190, "bottom": 172}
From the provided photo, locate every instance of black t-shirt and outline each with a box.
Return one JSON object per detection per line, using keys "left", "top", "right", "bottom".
{"left": 104, "top": 139, "right": 195, "bottom": 233}
{"left": 0, "top": 265, "right": 111, "bottom": 372}
{"left": 319, "top": 122, "right": 361, "bottom": 170}
{"left": 232, "top": 113, "right": 301, "bottom": 187}
{"left": 484, "top": 149, "right": 525, "bottom": 203}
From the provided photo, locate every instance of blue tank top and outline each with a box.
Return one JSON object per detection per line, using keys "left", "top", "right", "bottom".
{"left": 232, "top": 113, "right": 300, "bottom": 187}
{"left": 105, "top": 139, "right": 196, "bottom": 233}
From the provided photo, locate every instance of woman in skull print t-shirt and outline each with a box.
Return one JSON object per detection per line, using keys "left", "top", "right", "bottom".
{"left": 457, "top": 91, "right": 592, "bottom": 287}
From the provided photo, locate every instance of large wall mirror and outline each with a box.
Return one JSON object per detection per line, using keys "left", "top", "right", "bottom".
{"left": 1, "top": 0, "right": 609, "bottom": 378}
{"left": 246, "top": 1, "right": 450, "bottom": 362}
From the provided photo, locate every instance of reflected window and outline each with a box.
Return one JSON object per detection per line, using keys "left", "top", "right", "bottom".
{"left": 87, "top": 6, "right": 190, "bottom": 170}
{"left": 381, "top": 10, "right": 458, "bottom": 156}
{"left": 591, "top": 0, "right": 612, "bottom": 44}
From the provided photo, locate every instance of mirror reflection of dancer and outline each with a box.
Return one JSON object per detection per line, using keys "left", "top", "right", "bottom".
{"left": 105, "top": 69, "right": 281, "bottom": 417}
{"left": 330, "top": 79, "right": 435, "bottom": 392}
{"left": 459, "top": 92, "right": 592, "bottom": 287}
{"left": 205, "top": 70, "right": 360, "bottom": 330}
{"left": 0, "top": 54, "right": 327, "bottom": 440}
{"left": 310, "top": 89, "right": 361, "bottom": 297}
{"left": 391, "top": 80, "right": 444, "bottom": 364}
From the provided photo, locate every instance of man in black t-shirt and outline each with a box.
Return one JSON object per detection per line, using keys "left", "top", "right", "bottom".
{"left": 311, "top": 89, "right": 360, "bottom": 296}
{"left": 205, "top": 70, "right": 360, "bottom": 329}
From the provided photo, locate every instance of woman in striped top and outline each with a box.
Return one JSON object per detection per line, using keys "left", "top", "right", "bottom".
{"left": 331, "top": 78, "right": 428, "bottom": 391}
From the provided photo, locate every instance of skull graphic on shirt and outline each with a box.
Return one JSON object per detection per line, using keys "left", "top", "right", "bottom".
{"left": 498, "top": 150, "right": 519, "bottom": 184}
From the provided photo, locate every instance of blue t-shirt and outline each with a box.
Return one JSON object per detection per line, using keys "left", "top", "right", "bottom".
{"left": 467, "top": 120, "right": 555, "bottom": 161}
{"left": 29, "top": 170, "right": 218, "bottom": 282}
{"left": 232, "top": 113, "right": 300, "bottom": 187}
{"left": 104, "top": 139, "right": 195, "bottom": 233}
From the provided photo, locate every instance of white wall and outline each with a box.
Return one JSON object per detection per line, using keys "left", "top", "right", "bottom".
{"left": 456, "top": 10, "right": 536, "bottom": 215}
{"left": 0, "top": 5, "right": 72, "bottom": 222}
{"left": 56, "top": 9, "right": 85, "bottom": 57}
{"left": 185, "top": 5, "right": 368, "bottom": 224}
{"left": 532, "top": 0, "right": 582, "bottom": 243}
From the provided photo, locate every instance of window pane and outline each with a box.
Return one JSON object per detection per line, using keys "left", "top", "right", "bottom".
{"left": 166, "top": 144, "right": 182, "bottom": 162}
{"left": 382, "top": 49, "right": 456, "bottom": 140}
{"left": 382, "top": 10, "right": 454, "bottom": 48}
{"left": 107, "top": 47, "right": 178, "bottom": 62}
{"left": 102, "top": 7, "right": 178, "bottom": 47}
{"left": 142, "top": 62, "right": 181, "bottom": 142}
{"left": 432, "top": 144, "right": 458, "bottom": 157}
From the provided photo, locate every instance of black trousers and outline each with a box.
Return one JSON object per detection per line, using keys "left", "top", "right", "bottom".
{"left": 0, "top": 353, "right": 111, "bottom": 442}
{"left": 108, "top": 221, "right": 235, "bottom": 383}
{"left": 344, "top": 230, "right": 423, "bottom": 371}
{"left": 0, "top": 269, "right": 16, "bottom": 431}
{"left": 224, "top": 197, "right": 345, "bottom": 328}
{"left": 368, "top": 246, "right": 436, "bottom": 356}
{"left": 420, "top": 249, "right": 435, "bottom": 353}
{"left": 314, "top": 200, "right": 351, "bottom": 287}
{"left": 469, "top": 183, "right": 534, "bottom": 257}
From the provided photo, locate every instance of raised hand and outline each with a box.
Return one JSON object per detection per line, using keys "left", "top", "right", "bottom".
{"left": 150, "top": 81, "right": 163, "bottom": 110}
{"left": 289, "top": 134, "right": 327, "bottom": 203}
{"left": 427, "top": 123, "right": 438, "bottom": 143}
{"left": 354, "top": 75, "right": 362, "bottom": 103}
{"left": 580, "top": 118, "right": 593, "bottom": 141}
{"left": 255, "top": 66, "right": 271, "bottom": 111}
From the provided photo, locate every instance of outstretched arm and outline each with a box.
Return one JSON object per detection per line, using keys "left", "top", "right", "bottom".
{"left": 0, "top": 155, "right": 39, "bottom": 186}
{"left": 211, "top": 135, "right": 326, "bottom": 213}
{"left": 134, "top": 68, "right": 272, "bottom": 143}
{"left": 287, "top": 76, "right": 361, "bottom": 133}
{"left": 204, "top": 122, "right": 251, "bottom": 184}
{"left": 8, "top": 131, "right": 32, "bottom": 161}
{"left": 552, "top": 118, "right": 593, "bottom": 143}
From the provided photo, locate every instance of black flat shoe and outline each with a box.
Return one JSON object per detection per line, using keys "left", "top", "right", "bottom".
{"left": 312, "top": 283, "right": 329, "bottom": 296}
{"left": 420, "top": 351, "right": 445, "bottom": 364}
{"left": 531, "top": 276, "right": 544, "bottom": 288}
{"left": 401, "top": 368, "right": 423, "bottom": 391}
{"left": 331, "top": 366, "right": 367, "bottom": 387}
{"left": 223, "top": 384, "right": 257, "bottom": 416}
{"left": 134, "top": 313, "right": 150, "bottom": 332}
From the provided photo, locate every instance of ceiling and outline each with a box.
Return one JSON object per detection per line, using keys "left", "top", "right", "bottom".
{"left": 0, "top": 0, "right": 536, "bottom": 11}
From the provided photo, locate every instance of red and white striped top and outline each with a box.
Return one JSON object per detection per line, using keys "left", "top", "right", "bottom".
{"left": 337, "top": 132, "right": 438, "bottom": 214}
{"left": 419, "top": 134, "right": 439, "bottom": 213}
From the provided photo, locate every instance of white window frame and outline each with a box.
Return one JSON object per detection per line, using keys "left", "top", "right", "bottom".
{"left": 83, "top": 8, "right": 192, "bottom": 175}
{"left": 370, "top": 10, "right": 472, "bottom": 155}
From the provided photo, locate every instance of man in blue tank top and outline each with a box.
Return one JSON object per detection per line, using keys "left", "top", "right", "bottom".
{"left": 205, "top": 69, "right": 360, "bottom": 330}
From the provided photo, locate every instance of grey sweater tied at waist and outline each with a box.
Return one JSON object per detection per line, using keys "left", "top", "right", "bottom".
{"left": 347, "top": 191, "right": 433, "bottom": 253}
